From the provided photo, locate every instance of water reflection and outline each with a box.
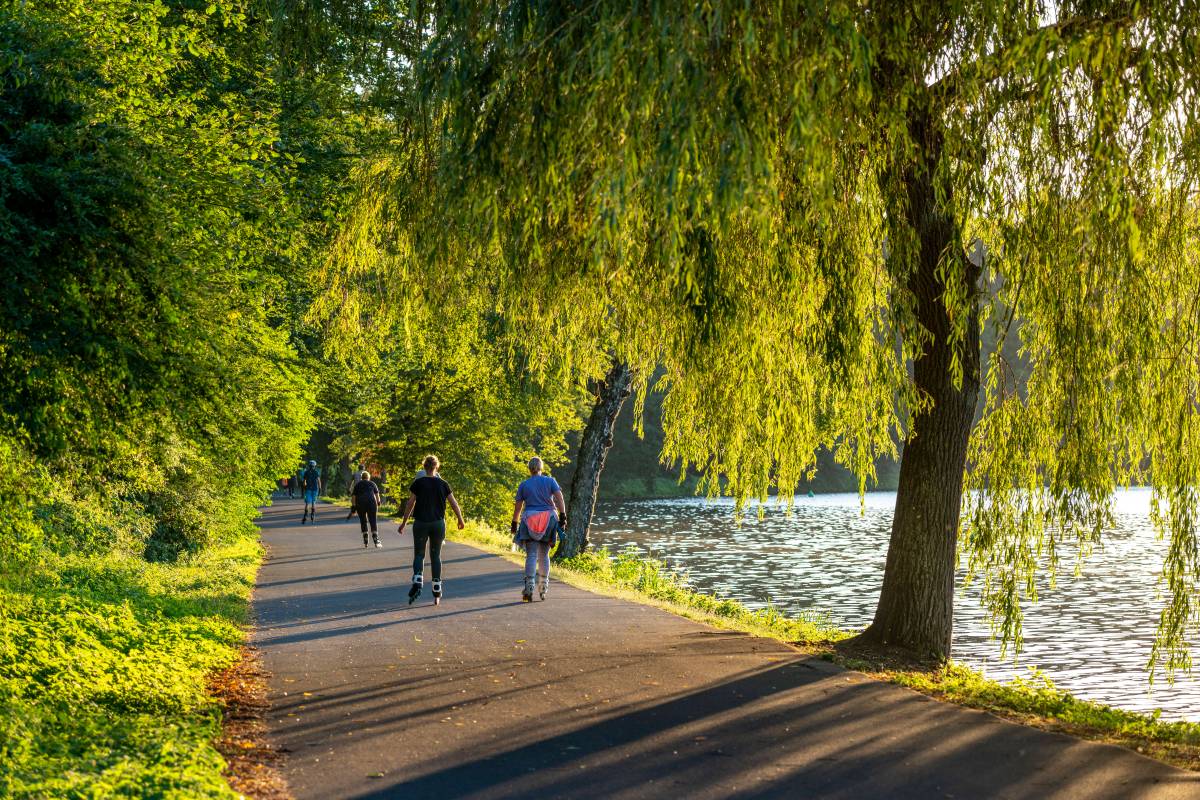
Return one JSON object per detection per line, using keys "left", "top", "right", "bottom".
{"left": 590, "top": 488, "right": 1198, "bottom": 721}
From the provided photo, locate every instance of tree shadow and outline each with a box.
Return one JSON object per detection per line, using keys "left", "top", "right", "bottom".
{"left": 335, "top": 659, "right": 1195, "bottom": 800}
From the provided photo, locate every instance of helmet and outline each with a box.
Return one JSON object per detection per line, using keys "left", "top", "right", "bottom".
{"left": 308, "top": 460, "right": 317, "bottom": 467}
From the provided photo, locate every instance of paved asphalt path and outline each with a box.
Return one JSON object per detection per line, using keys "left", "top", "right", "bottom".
{"left": 253, "top": 498, "right": 1200, "bottom": 799}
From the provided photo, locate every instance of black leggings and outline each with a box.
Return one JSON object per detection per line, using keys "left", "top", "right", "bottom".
{"left": 412, "top": 520, "right": 446, "bottom": 581}
{"left": 357, "top": 506, "right": 378, "bottom": 533}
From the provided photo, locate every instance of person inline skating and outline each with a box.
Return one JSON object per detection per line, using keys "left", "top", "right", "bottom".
{"left": 396, "top": 455, "right": 465, "bottom": 604}
{"left": 352, "top": 470, "right": 382, "bottom": 547}
{"left": 301, "top": 460, "right": 322, "bottom": 524}
{"left": 511, "top": 456, "right": 566, "bottom": 602}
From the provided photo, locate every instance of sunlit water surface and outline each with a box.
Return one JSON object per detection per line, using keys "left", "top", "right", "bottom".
{"left": 590, "top": 488, "right": 1198, "bottom": 720}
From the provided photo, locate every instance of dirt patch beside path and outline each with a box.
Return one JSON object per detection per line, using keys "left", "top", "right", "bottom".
{"left": 210, "top": 647, "right": 291, "bottom": 800}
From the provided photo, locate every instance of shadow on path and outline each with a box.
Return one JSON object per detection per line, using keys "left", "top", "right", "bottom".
{"left": 252, "top": 502, "right": 1200, "bottom": 800}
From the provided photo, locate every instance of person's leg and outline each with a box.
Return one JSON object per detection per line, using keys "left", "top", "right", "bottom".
{"left": 428, "top": 521, "right": 446, "bottom": 581}
{"left": 409, "top": 522, "right": 430, "bottom": 602}
{"left": 523, "top": 541, "right": 538, "bottom": 579}
{"left": 369, "top": 507, "right": 379, "bottom": 536}
{"left": 536, "top": 541, "right": 551, "bottom": 599}
{"left": 411, "top": 522, "right": 430, "bottom": 576}
{"left": 521, "top": 540, "right": 538, "bottom": 601}
{"left": 427, "top": 520, "right": 446, "bottom": 600}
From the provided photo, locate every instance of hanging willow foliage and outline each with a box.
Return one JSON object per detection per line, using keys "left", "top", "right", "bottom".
{"left": 317, "top": 1, "right": 1200, "bottom": 670}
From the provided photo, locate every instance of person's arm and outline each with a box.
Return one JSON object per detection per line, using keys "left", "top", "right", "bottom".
{"left": 447, "top": 492, "right": 466, "bottom": 530}
{"left": 552, "top": 489, "right": 567, "bottom": 528}
{"left": 511, "top": 499, "right": 523, "bottom": 535}
{"left": 397, "top": 492, "right": 417, "bottom": 534}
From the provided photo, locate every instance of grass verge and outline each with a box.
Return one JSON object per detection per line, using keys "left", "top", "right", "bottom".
{"left": 451, "top": 521, "right": 845, "bottom": 644}
{"left": 852, "top": 658, "right": 1200, "bottom": 770}
{"left": 0, "top": 538, "right": 261, "bottom": 798}
{"left": 448, "top": 518, "right": 1200, "bottom": 771}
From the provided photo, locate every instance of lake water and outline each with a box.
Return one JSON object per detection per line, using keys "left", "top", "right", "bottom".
{"left": 589, "top": 488, "right": 1199, "bottom": 721}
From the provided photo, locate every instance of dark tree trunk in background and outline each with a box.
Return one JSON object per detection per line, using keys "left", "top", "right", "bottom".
{"left": 557, "top": 360, "right": 634, "bottom": 559}
{"left": 859, "top": 110, "right": 982, "bottom": 659}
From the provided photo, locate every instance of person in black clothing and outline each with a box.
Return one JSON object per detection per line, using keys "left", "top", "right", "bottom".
{"left": 396, "top": 455, "right": 465, "bottom": 604}
{"left": 352, "top": 471, "right": 382, "bottom": 548}
{"left": 286, "top": 474, "right": 296, "bottom": 499}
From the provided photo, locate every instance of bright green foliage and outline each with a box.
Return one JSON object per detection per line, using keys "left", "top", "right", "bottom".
{"left": 0, "top": 0, "right": 314, "bottom": 557}
{"left": 338, "top": 2, "right": 1200, "bottom": 669}
{"left": 0, "top": 0, "right": 331, "bottom": 793}
{"left": 316, "top": 298, "right": 585, "bottom": 524}
{"left": 0, "top": 539, "right": 260, "bottom": 798}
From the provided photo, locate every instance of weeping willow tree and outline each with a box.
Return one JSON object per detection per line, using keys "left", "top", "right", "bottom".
{"left": 325, "top": 1, "right": 1200, "bottom": 666}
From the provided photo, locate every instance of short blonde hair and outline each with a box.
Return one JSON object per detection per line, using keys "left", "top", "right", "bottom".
{"left": 360, "top": 470, "right": 370, "bottom": 480}
{"left": 423, "top": 455, "right": 440, "bottom": 474}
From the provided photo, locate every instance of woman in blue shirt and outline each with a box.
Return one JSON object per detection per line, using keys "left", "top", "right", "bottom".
{"left": 511, "top": 456, "right": 566, "bottom": 602}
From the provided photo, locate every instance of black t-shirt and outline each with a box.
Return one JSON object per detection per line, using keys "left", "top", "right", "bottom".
{"left": 410, "top": 476, "right": 452, "bottom": 522}
{"left": 352, "top": 479, "right": 379, "bottom": 509}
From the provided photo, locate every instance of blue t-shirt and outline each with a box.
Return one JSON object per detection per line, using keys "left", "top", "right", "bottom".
{"left": 516, "top": 474, "right": 561, "bottom": 514}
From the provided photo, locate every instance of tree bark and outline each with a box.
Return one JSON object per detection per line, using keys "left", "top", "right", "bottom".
{"left": 557, "top": 359, "right": 634, "bottom": 559}
{"left": 859, "top": 111, "right": 982, "bottom": 659}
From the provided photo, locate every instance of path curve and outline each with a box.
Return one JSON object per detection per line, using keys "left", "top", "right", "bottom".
{"left": 253, "top": 499, "right": 1199, "bottom": 799}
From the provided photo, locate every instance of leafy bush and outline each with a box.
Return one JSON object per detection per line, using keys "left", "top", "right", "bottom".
{"left": 0, "top": 540, "right": 259, "bottom": 798}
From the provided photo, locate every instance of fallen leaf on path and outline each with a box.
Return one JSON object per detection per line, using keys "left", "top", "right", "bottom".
{"left": 367, "top": 772, "right": 385, "bottom": 779}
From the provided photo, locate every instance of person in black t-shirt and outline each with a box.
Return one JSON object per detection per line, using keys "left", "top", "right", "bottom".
{"left": 396, "top": 455, "right": 465, "bottom": 604}
{"left": 351, "top": 471, "right": 382, "bottom": 548}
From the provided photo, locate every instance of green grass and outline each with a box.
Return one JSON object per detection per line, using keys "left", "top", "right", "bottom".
{"left": 875, "top": 662, "right": 1200, "bottom": 768}
{"left": 449, "top": 519, "right": 1200, "bottom": 769}
{"left": 0, "top": 538, "right": 260, "bottom": 798}
{"left": 451, "top": 521, "right": 846, "bottom": 645}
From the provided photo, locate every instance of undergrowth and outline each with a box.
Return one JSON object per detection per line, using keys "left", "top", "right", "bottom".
{"left": 0, "top": 538, "right": 260, "bottom": 798}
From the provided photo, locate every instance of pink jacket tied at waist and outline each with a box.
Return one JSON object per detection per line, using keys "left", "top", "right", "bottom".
{"left": 524, "top": 511, "right": 553, "bottom": 538}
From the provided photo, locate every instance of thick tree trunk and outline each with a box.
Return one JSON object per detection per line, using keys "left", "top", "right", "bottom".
{"left": 860, "top": 113, "right": 981, "bottom": 659}
{"left": 557, "top": 360, "right": 634, "bottom": 559}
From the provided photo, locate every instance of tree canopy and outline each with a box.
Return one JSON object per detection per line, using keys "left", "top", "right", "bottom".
{"left": 0, "top": 0, "right": 318, "bottom": 559}
{"left": 322, "top": 1, "right": 1200, "bottom": 669}
{"left": 4, "top": 0, "right": 1198, "bottom": 676}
